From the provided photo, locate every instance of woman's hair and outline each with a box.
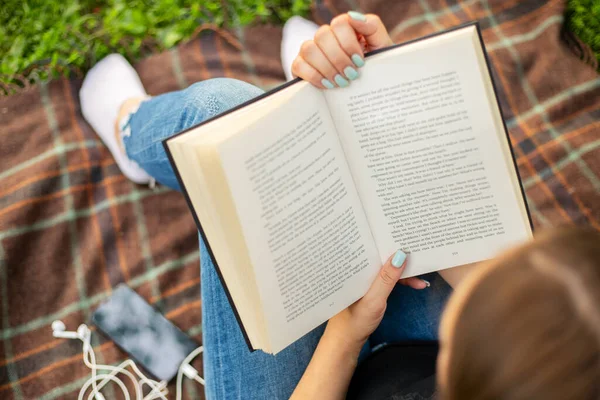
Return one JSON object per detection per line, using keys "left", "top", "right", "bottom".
{"left": 441, "top": 226, "right": 600, "bottom": 400}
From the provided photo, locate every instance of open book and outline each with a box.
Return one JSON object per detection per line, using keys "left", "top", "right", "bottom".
{"left": 164, "top": 22, "right": 533, "bottom": 354}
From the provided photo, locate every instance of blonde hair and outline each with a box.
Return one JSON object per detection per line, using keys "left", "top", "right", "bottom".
{"left": 440, "top": 227, "right": 600, "bottom": 400}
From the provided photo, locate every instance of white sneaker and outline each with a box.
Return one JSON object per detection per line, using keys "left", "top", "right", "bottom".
{"left": 80, "top": 54, "right": 152, "bottom": 184}
{"left": 281, "top": 16, "right": 319, "bottom": 81}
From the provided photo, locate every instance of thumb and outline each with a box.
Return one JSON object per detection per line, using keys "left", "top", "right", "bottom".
{"left": 362, "top": 250, "right": 407, "bottom": 306}
{"left": 347, "top": 12, "right": 394, "bottom": 51}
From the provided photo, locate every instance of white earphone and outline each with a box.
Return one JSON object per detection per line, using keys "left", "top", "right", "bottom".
{"left": 52, "top": 320, "right": 88, "bottom": 340}
{"left": 50, "top": 320, "right": 203, "bottom": 400}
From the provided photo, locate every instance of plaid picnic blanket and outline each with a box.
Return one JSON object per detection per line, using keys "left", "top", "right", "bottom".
{"left": 1, "top": 0, "right": 598, "bottom": 398}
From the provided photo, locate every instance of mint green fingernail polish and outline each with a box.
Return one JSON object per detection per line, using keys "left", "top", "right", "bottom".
{"left": 422, "top": 279, "right": 431, "bottom": 288}
{"left": 352, "top": 54, "right": 365, "bottom": 67}
{"left": 392, "top": 250, "right": 406, "bottom": 268}
{"left": 334, "top": 74, "right": 349, "bottom": 88}
{"left": 344, "top": 66, "right": 359, "bottom": 80}
{"left": 348, "top": 11, "right": 367, "bottom": 21}
{"left": 321, "top": 78, "right": 335, "bottom": 89}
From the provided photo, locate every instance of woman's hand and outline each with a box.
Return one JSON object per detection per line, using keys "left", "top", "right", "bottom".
{"left": 325, "top": 250, "right": 428, "bottom": 352}
{"left": 291, "top": 11, "right": 394, "bottom": 89}
{"left": 291, "top": 250, "right": 427, "bottom": 400}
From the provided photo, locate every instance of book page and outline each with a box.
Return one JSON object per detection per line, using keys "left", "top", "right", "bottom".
{"left": 324, "top": 27, "right": 531, "bottom": 277}
{"left": 218, "top": 83, "right": 380, "bottom": 353}
{"left": 169, "top": 83, "right": 312, "bottom": 349}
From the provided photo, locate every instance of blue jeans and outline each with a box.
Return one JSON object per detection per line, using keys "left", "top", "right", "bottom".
{"left": 123, "top": 78, "right": 452, "bottom": 399}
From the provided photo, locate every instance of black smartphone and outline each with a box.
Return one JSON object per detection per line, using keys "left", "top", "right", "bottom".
{"left": 91, "top": 284, "right": 198, "bottom": 382}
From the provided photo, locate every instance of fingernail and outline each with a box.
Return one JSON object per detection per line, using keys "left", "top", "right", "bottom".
{"left": 422, "top": 279, "right": 431, "bottom": 288}
{"left": 352, "top": 54, "right": 365, "bottom": 68}
{"left": 391, "top": 250, "right": 406, "bottom": 268}
{"left": 348, "top": 11, "right": 367, "bottom": 22}
{"left": 321, "top": 78, "right": 335, "bottom": 89}
{"left": 334, "top": 74, "right": 349, "bottom": 88}
{"left": 344, "top": 66, "right": 359, "bottom": 80}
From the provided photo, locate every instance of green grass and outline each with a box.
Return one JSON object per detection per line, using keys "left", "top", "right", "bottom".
{"left": 0, "top": 0, "right": 598, "bottom": 95}
{"left": 0, "top": 0, "right": 311, "bottom": 94}
{"left": 565, "top": 0, "right": 600, "bottom": 68}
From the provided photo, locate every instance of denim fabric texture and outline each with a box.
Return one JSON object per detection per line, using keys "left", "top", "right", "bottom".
{"left": 124, "top": 78, "right": 452, "bottom": 399}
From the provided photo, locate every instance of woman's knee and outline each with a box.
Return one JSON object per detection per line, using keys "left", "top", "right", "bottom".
{"left": 181, "top": 78, "right": 264, "bottom": 122}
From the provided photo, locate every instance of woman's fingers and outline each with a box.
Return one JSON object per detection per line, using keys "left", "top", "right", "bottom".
{"left": 291, "top": 55, "right": 331, "bottom": 88}
{"left": 296, "top": 20, "right": 369, "bottom": 89}
{"left": 347, "top": 12, "right": 393, "bottom": 51}
{"left": 361, "top": 250, "right": 407, "bottom": 310}
{"left": 330, "top": 15, "right": 365, "bottom": 66}
{"left": 298, "top": 40, "right": 345, "bottom": 87}
{"left": 314, "top": 25, "right": 360, "bottom": 82}
{"left": 294, "top": 12, "right": 392, "bottom": 89}
{"left": 399, "top": 277, "right": 430, "bottom": 290}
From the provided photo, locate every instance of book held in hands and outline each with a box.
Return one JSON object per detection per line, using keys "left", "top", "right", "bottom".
{"left": 164, "top": 22, "right": 533, "bottom": 354}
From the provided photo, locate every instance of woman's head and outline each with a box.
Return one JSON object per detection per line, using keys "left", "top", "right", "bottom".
{"left": 438, "top": 227, "right": 600, "bottom": 400}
